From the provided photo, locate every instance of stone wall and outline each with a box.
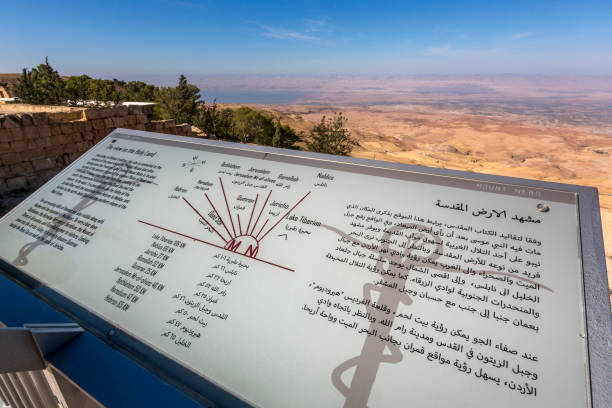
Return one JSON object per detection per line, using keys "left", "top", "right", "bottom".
{"left": 0, "top": 105, "right": 196, "bottom": 199}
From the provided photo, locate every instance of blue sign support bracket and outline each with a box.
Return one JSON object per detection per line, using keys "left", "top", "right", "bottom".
{"left": 23, "top": 323, "right": 84, "bottom": 357}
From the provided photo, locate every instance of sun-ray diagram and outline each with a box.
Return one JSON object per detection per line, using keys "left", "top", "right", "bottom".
{"left": 139, "top": 177, "right": 310, "bottom": 272}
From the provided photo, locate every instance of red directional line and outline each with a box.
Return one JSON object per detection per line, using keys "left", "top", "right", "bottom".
{"left": 182, "top": 197, "right": 228, "bottom": 243}
{"left": 246, "top": 194, "right": 259, "bottom": 234}
{"left": 259, "top": 191, "right": 311, "bottom": 242}
{"left": 219, "top": 177, "right": 237, "bottom": 238}
{"left": 250, "top": 189, "right": 272, "bottom": 235}
{"left": 252, "top": 257, "right": 294, "bottom": 272}
{"left": 255, "top": 219, "right": 269, "bottom": 240}
{"left": 138, "top": 220, "right": 294, "bottom": 272}
{"left": 237, "top": 214, "right": 243, "bottom": 235}
{"left": 138, "top": 220, "right": 225, "bottom": 250}
{"left": 205, "top": 193, "right": 234, "bottom": 239}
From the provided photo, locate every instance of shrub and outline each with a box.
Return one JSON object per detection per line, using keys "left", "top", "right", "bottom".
{"left": 307, "top": 112, "right": 354, "bottom": 155}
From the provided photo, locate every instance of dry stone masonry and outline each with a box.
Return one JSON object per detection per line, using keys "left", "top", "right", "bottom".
{"left": 0, "top": 105, "right": 195, "bottom": 198}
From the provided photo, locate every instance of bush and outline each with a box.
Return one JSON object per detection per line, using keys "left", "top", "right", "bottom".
{"left": 307, "top": 112, "right": 354, "bottom": 155}
{"left": 231, "top": 106, "right": 274, "bottom": 144}
{"left": 88, "top": 78, "right": 121, "bottom": 106}
{"left": 272, "top": 118, "right": 300, "bottom": 149}
{"left": 17, "top": 58, "right": 151, "bottom": 107}
{"left": 194, "top": 104, "right": 299, "bottom": 149}
{"left": 63, "top": 76, "right": 125, "bottom": 106}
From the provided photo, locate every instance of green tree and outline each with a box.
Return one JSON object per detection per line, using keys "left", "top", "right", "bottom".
{"left": 307, "top": 112, "right": 354, "bottom": 155}
{"left": 14, "top": 69, "right": 35, "bottom": 102}
{"left": 273, "top": 118, "right": 282, "bottom": 147}
{"left": 15, "top": 57, "right": 65, "bottom": 105}
{"left": 123, "top": 81, "right": 158, "bottom": 102}
{"left": 193, "top": 99, "right": 234, "bottom": 139}
{"left": 87, "top": 78, "right": 119, "bottom": 106}
{"left": 231, "top": 106, "right": 274, "bottom": 144}
{"left": 64, "top": 75, "right": 92, "bottom": 106}
{"left": 155, "top": 74, "right": 200, "bottom": 124}
{"left": 111, "top": 79, "right": 126, "bottom": 104}
{"left": 272, "top": 117, "right": 300, "bottom": 149}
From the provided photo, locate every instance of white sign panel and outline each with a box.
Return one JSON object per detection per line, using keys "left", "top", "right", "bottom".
{"left": 0, "top": 130, "right": 590, "bottom": 407}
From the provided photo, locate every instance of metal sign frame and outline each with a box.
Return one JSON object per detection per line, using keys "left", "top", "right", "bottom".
{"left": 0, "top": 128, "right": 609, "bottom": 407}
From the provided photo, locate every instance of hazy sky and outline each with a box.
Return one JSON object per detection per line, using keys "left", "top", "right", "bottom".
{"left": 3, "top": 0, "right": 611, "bottom": 77}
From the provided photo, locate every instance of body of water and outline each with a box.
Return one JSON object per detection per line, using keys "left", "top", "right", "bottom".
{"left": 199, "top": 90, "right": 306, "bottom": 104}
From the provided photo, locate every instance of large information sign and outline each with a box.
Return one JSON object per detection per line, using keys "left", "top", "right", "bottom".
{"left": 0, "top": 129, "right": 609, "bottom": 407}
